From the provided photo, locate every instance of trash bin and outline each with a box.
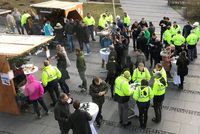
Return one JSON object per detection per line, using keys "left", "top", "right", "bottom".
{"left": 182, "top": 7, "right": 187, "bottom": 18}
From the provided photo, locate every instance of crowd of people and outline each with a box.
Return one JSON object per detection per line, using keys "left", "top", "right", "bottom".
{"left": 8, "top": 7, "right": 200, "bottom": 134}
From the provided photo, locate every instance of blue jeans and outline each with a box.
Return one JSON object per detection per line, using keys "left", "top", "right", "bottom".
{"left": 16, "top": 20, "right": 24, "bottom": 34}
{"left": 67, "top": 34, "right": 74, "bottom": 51}
{"left": 88, "top": 25, "right": 95, "bottom": 40}
{"left": 83, "top": 42, "right": 91, "bottom": 53}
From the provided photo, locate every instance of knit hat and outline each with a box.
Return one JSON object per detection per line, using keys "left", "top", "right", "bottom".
{"left": 123, "top": 71, "right": 131, "bottom": 79}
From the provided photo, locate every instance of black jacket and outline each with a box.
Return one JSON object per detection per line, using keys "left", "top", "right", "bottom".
{"left": 176, "top": 58, "right": 189, "bottom": 76}
{"left": 89, "top": 81, "right": 109, "bottom": 105}
{"left": 137, "top": 35, "right": 148, "bottom": 52}
{"left": 54, "top": 100, "right": 71, "bottom": 132}
{"left": 69, "top": 109, "right": 92, "bottom": 134}
{"left": 57, "top": 53, "right": 69, "bottom": 80}
{"left": 64, "top": 22, "right": 74, "bottom": 35}
{"left": 183, "top": 24, "right": 192, "bottom": 38}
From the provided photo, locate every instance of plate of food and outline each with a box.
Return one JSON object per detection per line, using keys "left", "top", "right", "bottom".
{"left": 22, "top": 64, "right": 38, "bottom": 74}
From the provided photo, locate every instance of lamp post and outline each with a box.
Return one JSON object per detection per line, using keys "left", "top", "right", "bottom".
{"left": 112, "top": 0, "right": 116, "bottom": 20}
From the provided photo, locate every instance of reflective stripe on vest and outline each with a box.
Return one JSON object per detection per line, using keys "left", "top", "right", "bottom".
{"left": 138, "top": 86, "right": 150, "bottom": 99}
{"left": 44, "top": 67, "right": 57, "bottom": 81}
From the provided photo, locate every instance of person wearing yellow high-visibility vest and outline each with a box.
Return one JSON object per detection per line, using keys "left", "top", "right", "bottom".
{"left": 152, "top": 72, "right": 167, "bottom": 123}
{"left": 98, "top": 14, "right": 108, "bottom": 31}
{"left": 101, "top": 10, "right": 113, "bottom": 24}
{"left": 170, "top": 21, "right": 181, "bottom": 37}
{"left": 172, "top": 31, "right": 185, "bottom": 55}
{"left": 123, "top": 12, "right": 131, "bottom": 28}
{"left": 42, "top": 60, "right": 62, "bottom": 106}
{"left": 106, "top": 12, "right": 113, "bottom": 24}
{"left": 152, "top": 63, "right": 167, "bottom": 82}
{"left": 83, "top": 13, "right": 96, "bottom": 41}
{"left": 114, "top": 70, "right": 132, "bottom": 127}
{"left": 186, "top": 30, "right": 199, "bottom": 61}
{"left": 192, "top": 22, "right": 200, "bottom": 59}
{"left": 133, "top": 79, "right": 154, "bottom": 129}
{"left": 132, "top": 63, "right": 151, "bottom": 84}
{"left": 163, "top": 26, "right": 172, "bottom": 47}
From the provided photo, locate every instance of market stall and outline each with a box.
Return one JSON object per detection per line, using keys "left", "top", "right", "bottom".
{"left": 0, "top": 34, "right": 54, "bottom": 115}
{"left": 30, "top": 0, "right": 83, "bottom": 25}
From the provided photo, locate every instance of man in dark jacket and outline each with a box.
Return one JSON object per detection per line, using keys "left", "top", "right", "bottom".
{"left": 89, "top": 77, "right": 109, "bottom": 127}
{"left": 54, "top": 93, "right": 71, "bottom": 134}
{"left": 64, "top": 19, "right": 75, "bottom": 52}
{"left": 137, "top": 32, "right": 148, "bottom": 53}
{"left": 69, "top": 100, "right": 92, "bottom": 134}
{"left": 183, "top": 21, "right": 192, "bottom": 38}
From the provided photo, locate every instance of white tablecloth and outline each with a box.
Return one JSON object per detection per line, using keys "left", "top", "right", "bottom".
{"left": 100, "top": 48, "right": 110, "bottom": 62}
{"left": 129, "top": 83, "right": 139, "bottom": 117}
{"left": 80, "top": 102, "right": 99, "bottom": 134}
{"left": 171, "top": 57, "right": 180, "bottom": 85}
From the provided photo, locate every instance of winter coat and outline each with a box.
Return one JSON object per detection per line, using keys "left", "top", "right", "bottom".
{"left": 176, "top": 58, "right": 189, "bottom": 76}
{"left": 82, "top": 26, "right": 90, "bottom": 43}
{"left": 69, "top": 109, "right": 92, "bottom": 134}
{"left": 6, "top": 14, "right": 16, "bottom": 27}
{"left": 131, "top": 24, "right": 141, "bottom": 38}
{"left": 54, "top": 28, "right": 64, "bottom": 42}
{"left": 76, "top": 52, "right": 86, "bottom": 72}
{"left": 89, "top": 81, "right": 109, "bottom": 105}
{"left": 24, "top": 74, "right": 44, "bottom": 101}
{"left": 137, "top": 36, "right": 148, "bottom": 52}
{"left": 57, "top": 53, "right": 69, "bottom": 80}
{"left": 54, "top": 100, "right": 71, "bottom": 132}
{"left": 64, "top": 22, "right": 74, "bottom": 35}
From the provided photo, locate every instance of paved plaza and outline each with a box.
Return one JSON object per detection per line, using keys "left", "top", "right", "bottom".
{"left": 1, "top": 0, "right": 200, "bottom": 134}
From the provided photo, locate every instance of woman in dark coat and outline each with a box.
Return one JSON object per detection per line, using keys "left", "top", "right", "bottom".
{"left": 57, "top": 52, "right": 70, "bottom": 94}
{"left": 176, "top": 51, "right": 189, "bottom": 89}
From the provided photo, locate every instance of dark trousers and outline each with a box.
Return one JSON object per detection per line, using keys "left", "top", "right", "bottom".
{"left": 180, "top": 75, "right": 184, "bottom": 88}
{"left": 46, "top": 80, "right": 60, "bottom": 105}
{"left": 160, "top": 30, "right": 164, "bottom": 42}
{"left": 150, "top": 51, "right": 154, "bottom": 67}
{"left": 105, "top": 72, "right": 115, "bottom": 98}
{"left": 32, "top": 98, "right": 48, "bottom": 116}
{"left": 132, "top": 37, "right": 137, "bottom": 50}
{"left": 88, "top": 25, "right": 95, "bottom": 40}
{"left": 137, "top": 101, "right": 150, "bottom": 128}
{"left": 59, "top": 78, "right": 69, "bottom": 94}
{"left": 77, "top": 38, "right": 84, "bottom": 50}
{"left": 144, "top": 45, "right": 149, "bottom": 60}
{"left": 153, "top": 95, "right": 165, "bottom": 122}
{"left": 16, "top": 20, "right": 24, "bottom": 34}
{"left": 95, "top": 102, "right": 103, "bottom": 125}
{"left": 194, "top": 45, "right": 197, "bottom": 58}
{"left": 188, "top": 48, "right": 195, "bottom": 61}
